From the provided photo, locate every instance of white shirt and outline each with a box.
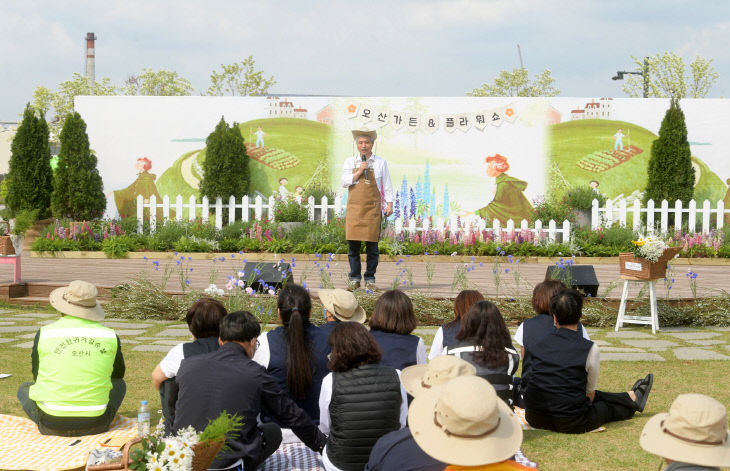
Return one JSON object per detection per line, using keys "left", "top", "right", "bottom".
{"left": 318, "top": 370, "right": 408, "bottom": 471}
{"left": 341, "top": 154, "right": 394, "bottom": 203}
{"left": 415, "top": 337, "right": 427, "bottom": 365}
{"left": 252, "top": 331, "right": 271, "bottom": 368}
{"left": 428, "top": 326, "right": 446, "bottom": 360}
{"left": 158, "top": 343, "right": 186, "bottom": 378}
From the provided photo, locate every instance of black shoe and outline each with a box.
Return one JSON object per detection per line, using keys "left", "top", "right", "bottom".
{"left": 633, "top": 373, "right": 653, "bottom": 413}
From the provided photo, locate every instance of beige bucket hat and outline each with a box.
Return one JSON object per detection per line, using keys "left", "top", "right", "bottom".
{"left": 640, "top": 393, "right": 730, "bottom": 468}
{"left": 409, "top": 376, "right": 522, "bottom": 467}
{"left": 318, "top": 289, "right": 366, "bottom": 323}
{"left": 49, "top": 280, "right": 105, "bottom": 322}
{"left": 401, "top": 355, "right": 477, "bottom": 397}
{"left": 351, "top": 127, "right": 377, "bottom": 142}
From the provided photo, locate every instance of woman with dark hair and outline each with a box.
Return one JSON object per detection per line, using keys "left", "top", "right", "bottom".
{"left": 319, "top": 322, "right": 407, "bottom": 471}
{"left": 445, "top": 300, "right": 520, "bottom": 407}
{"left": 151, "top": 297, "right": 227, "bottom": 428}
{"left": 428, "top": 289, "right": 484, "bottom": 360}
{"left": 253, "top": 283, "right": 330, "bottom": 424}
{"left": 368, "top": 290, "right": 426, "bottom": 370}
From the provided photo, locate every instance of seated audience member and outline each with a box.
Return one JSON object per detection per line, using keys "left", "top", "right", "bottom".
{"left": 523, "top": 288, "right": 653, "bottom": 434}
{"left": 17, "top": 280, "right": 126, "bottom": 436}
{"left": 369, "top": 290, "right": 426, "bottom": 370}
{"left": 409, "top": 376, "right": 535, "bottom": 470}
{"left": 640, "top": 393, "right": 730, "bottom": 471}
{"left": 151, "top": 298, "right": 227, "bottom": 428}
{"left": 364, "top": 356, "right": 477, "bottom": 471}
{"left": 173, "top": 311, "right": 326, "bottom": 470}
{"left": 428, "top": 289, "right": 484, "bottom": 360}
{"left": 253, "top": 283, "right": 330, "bottom": 424}
{"left": 445, "top": 300, "right": 520, "bottom": 407}
{"left": 318, "top": 288, "right": 367, "bottom": 340}
{"left": 319, "top": 322, "right": 408, "bottom": 471}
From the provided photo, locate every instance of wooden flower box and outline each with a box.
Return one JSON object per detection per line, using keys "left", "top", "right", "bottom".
{"left": 618, "top": 247, "right": 682, "bottom": 280}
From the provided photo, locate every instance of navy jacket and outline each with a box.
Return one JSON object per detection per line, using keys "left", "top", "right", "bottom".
{"left": 173, "top": 342, "right": 326, "bottom": 468}
{"left": 364, "top": 427, "right": 446, "bottom": 471}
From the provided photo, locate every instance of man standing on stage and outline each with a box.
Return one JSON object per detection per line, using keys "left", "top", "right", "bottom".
{"left": 341, "top": 129, "right": 393, "bottom": 291}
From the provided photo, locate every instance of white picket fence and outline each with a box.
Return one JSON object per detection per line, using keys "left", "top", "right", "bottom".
{"left": 136, "top": 194, "right": 572, "bottom": 242}
{"left": 591, "top": 198, "right": 729, "bottom": 234}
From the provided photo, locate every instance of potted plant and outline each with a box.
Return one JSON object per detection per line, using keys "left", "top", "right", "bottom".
{"left": 274, "top": 197, "right": 308, "bottom": 231}
{"left": 564, "top": 186, "right": 606, "bottom": 228}
{"left": 619, "top": 235, "right": 681, "bottom": 280}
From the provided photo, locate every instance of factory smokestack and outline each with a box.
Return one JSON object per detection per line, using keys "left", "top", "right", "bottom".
{"left": 85, "top": 32, "right": 96, "bottom": 86}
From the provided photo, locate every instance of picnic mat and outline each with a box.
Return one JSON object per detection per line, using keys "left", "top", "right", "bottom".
{"left": 261, "top": 442, "right": 324, "bottom": 471}
{"left": 0, "top": 414, "right": 138, "bottom": 471}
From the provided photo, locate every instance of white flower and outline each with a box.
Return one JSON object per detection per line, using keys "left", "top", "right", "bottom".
{"left": 147, "top": 463, "right": 166, "bottom": 471}
{"left": 245, "top": 286, "right": 254, "bottom": 295}
{"left": 237, "top": 279, "right": 245, "bottom": 288}
{"left": 225, "top": 282, "right": 234, "bottom": 291}
{"left": 268, "top": 289, "right": 275, "bottom": 296}
{"left": 450, "top": 251, "right": 457, "bottom": 256}
{"left": 238, "top": 270, "right": 245, "bottom": 278}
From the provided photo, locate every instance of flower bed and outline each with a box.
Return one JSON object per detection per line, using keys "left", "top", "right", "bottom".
{"left": 30, "top": 218, "right": 730, "bottom": 259}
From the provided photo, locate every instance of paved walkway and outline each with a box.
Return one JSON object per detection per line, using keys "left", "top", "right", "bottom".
{"left": 9, "top": 255, "right": 730, "bottom": 299}
{"left": 2, "top": 309, "right": 729, "bottom": 361}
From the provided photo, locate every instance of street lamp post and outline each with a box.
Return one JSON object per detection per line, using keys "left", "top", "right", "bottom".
{"left": 612, "top": 57, "right": 649, "bottom": 98}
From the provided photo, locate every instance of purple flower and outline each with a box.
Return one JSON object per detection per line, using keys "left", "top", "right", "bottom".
{"left": 185, "top": 279, "right": 190, "bottom": 285}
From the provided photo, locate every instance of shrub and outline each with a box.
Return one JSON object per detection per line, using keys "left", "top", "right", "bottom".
{"left": 274, "top": 198, "right": 308, "bottom": 222}
{"left": 531, "top": 195, "right": 572, "bottom": 224}
{"left": 12, "top": 209, "right": 40, "bottom": 235}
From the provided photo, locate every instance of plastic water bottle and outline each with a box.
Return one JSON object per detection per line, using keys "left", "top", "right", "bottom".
{"left": 137, "top": 400, "right": 150, "bottom": 437}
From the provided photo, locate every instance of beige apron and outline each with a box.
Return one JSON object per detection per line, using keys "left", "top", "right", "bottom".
{"left": 346, "top": 166, "right": 382, "bottom": 242}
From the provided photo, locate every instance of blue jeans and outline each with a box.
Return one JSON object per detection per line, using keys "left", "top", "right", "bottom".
{"left": 348, "top": 240, "right": 379, "bottom": 282}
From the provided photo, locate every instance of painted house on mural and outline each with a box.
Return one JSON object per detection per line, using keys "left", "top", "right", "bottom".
{"left": 317, "top": 105, "right": 334, "bottom": 125}
{"left": 570, "top": 98, "right": 613, "bottom": 120}
{"left": 267, "top": 96, "right": 308, "bottom": 119}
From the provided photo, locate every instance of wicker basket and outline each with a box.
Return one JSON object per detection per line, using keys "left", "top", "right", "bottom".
{"left": 619, "top": 246, "right": 682, "bottom": 280}
{"left": 0, "top": 222, "right": 14, "bottom": 256}
{"left": 88, "top": 438, "right": 224, "bottom": 471}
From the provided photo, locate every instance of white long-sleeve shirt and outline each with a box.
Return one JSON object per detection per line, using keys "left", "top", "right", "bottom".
{"left": 341, "top": 154, "right": 394, "bottom": 203}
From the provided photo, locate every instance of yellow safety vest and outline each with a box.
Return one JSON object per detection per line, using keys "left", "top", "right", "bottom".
{"left": 28, "top": 316, "right": 118, "bottom": 417}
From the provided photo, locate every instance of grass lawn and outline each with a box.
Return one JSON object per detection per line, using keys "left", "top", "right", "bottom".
{"left": 2, "top": 305, "right": 729, "bottom": 471}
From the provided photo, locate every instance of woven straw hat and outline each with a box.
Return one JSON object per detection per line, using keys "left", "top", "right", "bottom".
{"left": 409, "top": 376, "right": 522, "bottom": 467}
{"left": 318, "top": 289, "right": 366, "bottom": 324}
{"left": 640, "top": 393, "right": 730, "bottom": 467}
{"left": 49, "top": 280, "right": 105, "bottom": 321}
{"left": 351, "top": 127, "right": 377, "bottom": 142}
{"left": 401, "top": 355, "right": 477, "bottom": 397}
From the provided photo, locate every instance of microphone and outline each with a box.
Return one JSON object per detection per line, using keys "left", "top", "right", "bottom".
{"left": 361, "top": 154, "right": 369, "bottom": 180}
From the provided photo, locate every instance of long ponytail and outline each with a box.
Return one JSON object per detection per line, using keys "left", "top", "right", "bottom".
{"left": 277, "top": 284, "right": 313, "bottom": 399}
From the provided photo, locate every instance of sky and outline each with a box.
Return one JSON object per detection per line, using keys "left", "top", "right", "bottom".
{"left": 1, "top": 0, "right": 729, "bottom": 120}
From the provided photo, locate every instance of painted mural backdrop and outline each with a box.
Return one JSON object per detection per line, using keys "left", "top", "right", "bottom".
{"left": 74, "top": 96, "right": 730, "bottom": 223}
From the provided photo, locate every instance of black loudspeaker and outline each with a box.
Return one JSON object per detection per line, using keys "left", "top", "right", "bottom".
{"left": 243, "top": 262, "right": 293, "bottom": 292}
{"left": 544, "top": 265, "right": 599, "bottom": 297}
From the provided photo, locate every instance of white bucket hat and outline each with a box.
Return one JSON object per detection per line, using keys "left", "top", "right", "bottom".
{"left": 400, "top": 355, "right": 477, "bottom": 397}
{"left": 409, "top": 376, "right": 522, "bottom": 467}
{"left": 49, "top": 280, "right": 105, "bottom": 321}
{"left": 640, "top": 393, "right": 730, "bottom": 468}
{"left": 318, "top": 289, "right": 366, "bottom": 323}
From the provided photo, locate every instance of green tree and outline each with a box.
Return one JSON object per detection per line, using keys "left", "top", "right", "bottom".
{"left": 643, "top": 99, "right": 694, "bottom": 206}
{"left": 6, "top": 105, "right": 53, "bottom": 216}
{"left": 199, "top": 118, "right": 250, "bottom": 208}
{"left": 51, "top": 112, "right": 106, "bottom": 220}
{"left": 469, "top": 68, "right": 559, "bottom": 97}
{"left": 31, "top": 73, "right": 118, "bottom": 139}
{"left": 622, "top": 52, "right": 720, "bottom": 99}
{"left": 206, "top": 56, "right": 276, "bottom": 96}
{"left": 123, "top": 68, "right": 194, "bottom": 96}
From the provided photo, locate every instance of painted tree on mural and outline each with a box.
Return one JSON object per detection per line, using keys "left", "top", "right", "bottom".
{"left": 643, "top": 99, "right": 694, "bottom": 206}
{"left": 51, "top": 112, "right": 106, "bottom": 219}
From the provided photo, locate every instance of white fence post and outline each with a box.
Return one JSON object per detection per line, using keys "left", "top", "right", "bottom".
{"left": 547, "top": 219, "right": 557, "bottom": 242}
{"left": 618, "top": 200, "right": 627, "bottom": 227}
{"left": 334, "top": 194, "right": 343, "bottom": 218}
{"left": 660, "top": 200, "right": 669, "bottom": 233}
{"left": 162, "top": 195, "right": 170, "bottom": 222}
{"left": 267, "top": 196, "right": 275, "bottom": 221}
{"left": 254, "top": 196, "right": 263, "bottom": 221}
{"left": 605, "top": 199, "right": 614, "bottom": 227}
{"left": 201, "top": 196, "right": 209, "bottom": 224}
{"left": 492, "top": 219, "right": 501, "bottom": 242}
{"left": 408, "top": 217, "right": 417, "bottom": 234}
{"left": 149, "top": 195, "right": 157, "bottom": 232}
{"left": 175, "top": 195, "right": 183, "bottom": 222}
{"left": 702, "top": 200, "right": 711, "bottom": 233}
{"left": 320, "top": 196, "right": 329, "bottom": 223}
{"left": 688, "top": 199, "right": 697, "bottom": 233}
{"left": 717, "top": 200, "right": 725, "bottom": 229}
{"left": 188, "top": 195, "right": 196, "bottom": 221}
{"left": 229, "top": 195, "right": 236, "bottom": 225}
{"left": 562, "top": 220, "right": 571, "bottom": 243}
{"left": 534, "top": 220, "right": 543, "bottom": 241}
{"left": 214, "top": 197, "right": 223, "bottom": 229}
{"left": 591, "top": 199, "right": 599, "bottom": 229}
{"left": 647, "top": 199, "right": 655, "bottom": 234}
{"left": 242, "top": 196, "right": 250, "bottom": 222}
{"left": 307, "top": 196, "right": 315, "bottom": 221}
{"left": 674, "top": 199, "right": 683, "bottom": 232}
{"left": 136, "top": 195, "right": 144, "bottom": 233}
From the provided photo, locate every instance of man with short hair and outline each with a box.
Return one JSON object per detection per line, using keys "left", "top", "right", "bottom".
{"left": 173, "top": 311, "right": 326, "bottom": 470}
{"left": 341, "top": 128, "right": 394, "bottom": 291}
{"left": 17, "top": 280, "right": 126, "bottom": 436}
{"left": 523, "top": 288, "right": 653, "bottom": 433}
